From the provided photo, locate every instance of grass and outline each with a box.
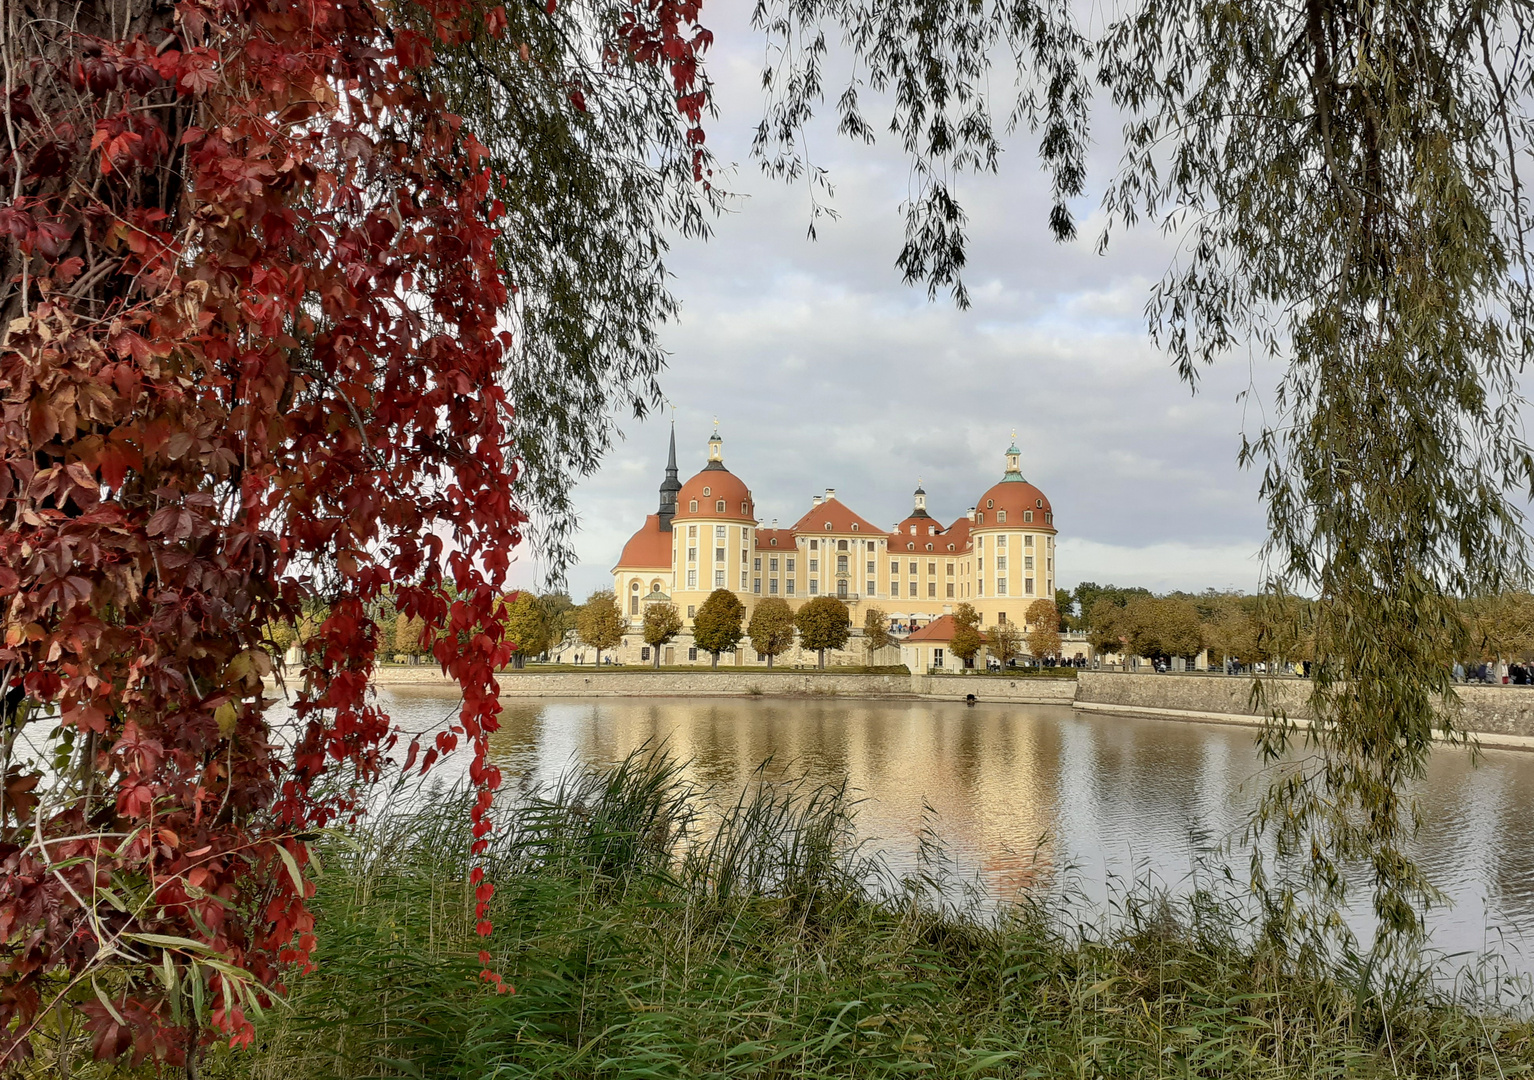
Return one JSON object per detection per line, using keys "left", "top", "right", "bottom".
{"left": 173, "top": 746, "right": 1534, "bottom": 1080}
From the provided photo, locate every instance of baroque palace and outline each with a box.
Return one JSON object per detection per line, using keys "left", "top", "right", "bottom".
{"left": 593, "top": 425, "right": 1066, "bottom": 668}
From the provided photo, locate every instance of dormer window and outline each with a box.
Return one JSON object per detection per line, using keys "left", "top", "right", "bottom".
{"left": 689, "top": 499, "right": 698, "bottom": 512}
{"left": 909, "top": 525, "right": 916, "bottom": 535}
{"left": 1046, "top": 512, "right": 1053, "bottom": 524}
{"left": 716, "top": 499, "right": 725, "bottom": 512}
{"left": 703, "top": 486, "right": 711, "bottom": 496}
{"left": 976, "top": 513, "right": 984, "bottom": 524}
{"left": 741, "top": 501, "right": 748, "bottom": 514}
{"left": 771, "top": 538, "right": 778, "bottom": 546}
{"left": 926, "top": 544, "right": 933, "bottom": 551}
{"left": 824, "top": 522, "right": 832, "bottom": 531}
{"left": 851, "top": 523, "right": 859, "bottom": 531}
{"left": 1036, "top": 499, "right": 1043, "bottom": 508}
{"left": 907, "top": 542, "right": 915, "bottom": 551}
{"left": 1024, "top": 510, "right": 1034, "bottom": 523}
{"left": 998, "top": 511, "right": 1006, "bottom": 523}
{"left": 986, "top": 499, "right": 994, "bottom": 509}
{"left": 928, "top": 526, "right": 935, "bottom": 535}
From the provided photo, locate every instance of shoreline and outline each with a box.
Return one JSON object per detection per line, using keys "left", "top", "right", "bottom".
{"left": 305, "top": 666, "right": 1534, "bottom": 751}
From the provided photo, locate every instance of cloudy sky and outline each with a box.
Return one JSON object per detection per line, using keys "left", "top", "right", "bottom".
{"left": 515, "top": 8, "right": 1282, "bottom": 602}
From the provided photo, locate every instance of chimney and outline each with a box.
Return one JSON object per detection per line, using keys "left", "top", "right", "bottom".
{"left": 812, "top": 495, "right": 822, "bottom": 507}
{"left": 967, "top": 506, "right": 976, "bottom": 522}
{"left": 824, "top": 488, "right": 836, "bottom": 501}
{"left": 771, "top": 518, "right": 778, "bottom": 529}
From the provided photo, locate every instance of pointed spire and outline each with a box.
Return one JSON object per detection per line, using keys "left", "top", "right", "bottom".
{"left": 658, "top": 416, "right": 682, "bottom": 530}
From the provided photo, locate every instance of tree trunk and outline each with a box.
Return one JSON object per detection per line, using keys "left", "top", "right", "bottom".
{"left": 711, "top": 652, "right": 718, "bottom": 669}
{"left": 653, "top": 649, "right": 660, "bottom": 669}
{"left": 766, "top": 654, "right": 773, "bottom": 669}
{"left": 817, "top": 649, "right": 825, "bottom": 670}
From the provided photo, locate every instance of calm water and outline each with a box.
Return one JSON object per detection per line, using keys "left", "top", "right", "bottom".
{"left": 305, "top": 687, "right": 1534, "bottom": 977}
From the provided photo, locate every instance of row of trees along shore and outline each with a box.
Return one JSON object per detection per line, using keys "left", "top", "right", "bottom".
{"left": 11, "top": 0, "right": 1534, "bottom": 1067}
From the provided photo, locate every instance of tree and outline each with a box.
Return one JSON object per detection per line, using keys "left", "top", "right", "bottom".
{"left": 948, "top": 603, "right": 985, "bottom": 668}
{"left": 748, "top": 598, "right": 797, "bottom": 668}
{"left": 642, "top": 602, "right": 684, "bottom": 668}
{"left": 503, "top": 592, "right": 553, "bottom": 667}
{"left": 988, "top": 622, "right": 1022, "bottom": 668}
{"left": 862, "top": 606, "right": 893, "bottom": 662}
{"left": 1084, "top": 599, "right": 1127, "bottom": 659}
{"left": 395, "top": 613, "right": 429, "bottom": 662}
{"left": 1025, "top": 599, "right": 1062, "bottom": 660}
{"left": 540, "top": 593, "right": 579, "bottom": 654}
{"left": 2, "top": 0, "right": 715, "bottom": 1062}
{"left": 795, "top": 597, "right": 852, "bottom": 669}
{"left": 693, "top": 590, "right": 746, "bottom": 668}
{"left": 576, "top": 590, "right": 626, "bottom": 666}
{"left": 1053, "top": 588, "right": 1077, "bottom": 630}
{"left": 1123, "top": 597, "right": 1204, "bottom": 663}
{"left": 756, "top": 0, "right": 1534, "bottom": 947}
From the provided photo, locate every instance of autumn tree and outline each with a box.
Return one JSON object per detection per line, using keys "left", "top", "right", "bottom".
{"left": 693, "top": 589, "right": 746, "bottom": 668}
{"left": 642, "top": 601, "right": 684, "bottom": 668}
{"left": 503, "top": 592, "right": 553, "bottom": 667}
{"left": 1025, "top": 599, "right": 1061, "bottom": 660}
{"left": 862, "top": 606, "right": 892, "bottom": 662}
{"left": 988, "top": 622, "right": 1022, "bottom": 668}
{"left": 1085, "top": 599, "right": 1127, "bottom": 660}
{"left": 795, "top": 596, "right": 851, "bottom": 669}
{"left": 757, "top": 0, "right": 1534, "bottom": 946}
{"left": 576, "top": 590, "right": 626, "bottom": 666}
{"left": 747, "top": 597, "right": 796, "bottom": 668}
{"left": 1123, "top": 597, "right": 1204, "bottom": 663}
{"left": 948, "top": 603, "right": 984, "bottom": 668}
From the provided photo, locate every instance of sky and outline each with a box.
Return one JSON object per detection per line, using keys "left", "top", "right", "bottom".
{"left": 513, "top": 7, "right": 1281, "bottom": 602}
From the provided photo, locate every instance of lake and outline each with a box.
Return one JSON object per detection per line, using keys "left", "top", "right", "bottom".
{"left": 297, "top": 687, "right": 1534, "bottom": 982}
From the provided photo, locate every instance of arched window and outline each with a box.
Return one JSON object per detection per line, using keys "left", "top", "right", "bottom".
{"left": 1024, "top": 510, "right": 1034, "bottom": 523}
{"left": 716, "top": 499, "right": 725, "bottom": 512}
{"left": 976, "top": 512, "right": 984, "bottom": 524}
{"left": 907, "top": 542, "right": 914, "bottom": 551}
{"left": 824, "top": 522, "right": 832, "bottom": 531}
{"left": 771, "top": 537, "right": 778, "bottom": 546}
{"left": 689, "top": 499, "right": 697, "bottom": 512}
{"left": 741, "top": 501, "right": 748, "bottom": 514}
{"left": 926, "top": 544, "right": 933, "bottom": 551}
{"left": 851, "top": 523, "right": 859, "bottom": 531}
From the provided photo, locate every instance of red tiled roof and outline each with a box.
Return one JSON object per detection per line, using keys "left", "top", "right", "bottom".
{"left": 942, "top": 516, "right": 972, "bottom": 551}
{"left": 677, "top": 468, "right": 755, "bottom": 522}
{"left": 755, "top": 528, "right": 794, "bottom": 550}
{"left": 904, "top": 614, "right": 957, "bottom": 643}
{"left": 973, "top": 479, "right": 1055, "bottom": 532}
{"left": 790, "top": 496, "right": 883, "bottom": 535}
{"left": 614, "top": 515, "right": 673, "bottom": 569}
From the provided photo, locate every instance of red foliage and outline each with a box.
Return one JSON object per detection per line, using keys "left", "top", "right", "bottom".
{"left": 0, "top": 0, "right": 708, "bottom": 1065}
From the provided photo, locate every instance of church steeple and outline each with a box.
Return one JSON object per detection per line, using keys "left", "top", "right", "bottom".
{"left": 658, "top": 418, "right": 681, "bottom": 531}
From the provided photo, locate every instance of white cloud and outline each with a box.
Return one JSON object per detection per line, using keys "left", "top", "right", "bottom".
{"left": 542, "top": 7, "right": 1278, "bottom": 601}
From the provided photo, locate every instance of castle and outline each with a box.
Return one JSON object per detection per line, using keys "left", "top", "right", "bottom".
{"left": 591, "top": 425, "right": 1069, "bottom": 669}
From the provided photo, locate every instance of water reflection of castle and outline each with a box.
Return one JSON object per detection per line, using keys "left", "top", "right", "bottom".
{"left": 597, "top": 424, "right": 1068, "bottom": 667}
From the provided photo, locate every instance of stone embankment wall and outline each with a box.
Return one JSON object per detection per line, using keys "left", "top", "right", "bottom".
{"left": 1075, "top": 671, "right": 1534, "bottom": 749}
{"left": 366, "top": 665, "right": 1075, "bottom": 704}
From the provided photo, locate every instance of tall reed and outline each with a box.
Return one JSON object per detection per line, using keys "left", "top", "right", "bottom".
{"left": 165, "top": 745, "right": 1533, "bottom": 1080}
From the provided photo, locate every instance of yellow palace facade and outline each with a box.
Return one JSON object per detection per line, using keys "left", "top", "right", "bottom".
{"left": 600, "top": 426, "right": 1059, "bottom": 666}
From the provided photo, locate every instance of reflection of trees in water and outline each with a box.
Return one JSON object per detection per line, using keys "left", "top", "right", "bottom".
{"left": 388, "top": 688, "right": 1534, "bottom": 970}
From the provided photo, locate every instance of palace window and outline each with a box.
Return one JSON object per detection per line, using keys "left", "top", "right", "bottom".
{"left": 809, "top": 581, "right": 819, "bottom": 595}
{"left": 1025, "top": 578, "right": 1035, "bottom": 595}
{"left": 687, "top": 547, "right": 697, "bottom": 562}
{"left": 1046, "top": 513, "right": 1053, "bottom": 524}
{"left": 997, "top": 557, "right": 1007, "bottom": 572}
{"left": 909, "top": 525, "right": 916, "bottom": 535}
{"left": 946, "top": 563, "right": 954, "bottom": 576}
{"left": 768, "top": 557, "right": 778, "bottom": 572}
{"left": 754, "top": 578, "right": 762, "bottom": 594}
{"left": 689, "top": 500, "right": 697, "bottom": 512}
{"left": 1036, "top": 499, "right": 1043, "bottom": 508}
{"left": 715, "top": 525, "right": 726, "bottom": 538}
{"left": 809, "top": 558, "right": 819, "bottom": 572}
{"left": 786, "top": 558, "right": 795, "bottom": 572}
{"left": 909, "top": 582, "right": 918, "bottom": 597}
{"left": 927, "top": 562, "right": 936, "bottom": 575}
{"left": 688, "top": 647, "right": 698, "bottom": 660}
{"left": 998, "top": 611, "right": 1007, "bottom": 624}
{"left": 770, "top": 537, "right": 779, "bottom": 546}
{"left": 810, "top": 539, "right": 818, "bottom": 551}
{"left": 741, "top": 501, "right": 749, "bottom": 514}
{"left": 687, "top": 606, "right": 695, "bottom": 617}
{"left": 987, "top": 499, "right": 994, "bottom": 508}
{"left": 703, "top": 487, "right": 711, "bottom": 496}
{"left": 927, "top": 582, "right": 936, "bottom": 598}
{"left": 1024, "top": 556, "right": 1033, "bottom": 570}
{"left": 687, "top": 570, "right": 697, "bottom": 589}
{"left": 997, "top": 535, "right": 1007, "bottom": 548}
{"left": 1024, "top": 511, "right": 1033, "bottom": 523}
{"left": 851, "top": 523, "right": 859, "bottom": 531}
{"left": 754, "top": 557, "right": 762, "bottom": 571}
{"left": 1047, "top": 558, "right": 1053, "bottom": 572}
{"left": 641, "top": 647, "right": 650, "bottom": 661}
{"left": 741, "top": 572, "right": 748, "bottom": 589}
{"left": 908, "top": 562, "right": 917, "bottom": 575}
{"left": 837, "top": 555, "right": 848, "bottom": 572}
{"left": 1025, "top": 535, "right": 1034, "bottom": 548}
{"left": 998, "top": 511, "right": 1006, "bottom": 523}
{"left": 867, "top": 580, "right": 876, "bottom": 595}
{"left": 997, "top": 578, "right": 1007, "bottom": 595}
{"left": 838, "top": 539, "right": 848, "bottom": 551}
{"left": 714, "top": 569, "right": 725, "bottom": 588}
{"left": 786, "top": 581, "right": 795, "bottom": 596}
{"left": 976, "top": 512, "right": 984, "bottom": 524}
{"left": 977, "top": 580, "right": 984, "bottom": 596}
{"left": 715, "top": 547, "right": 724, "bottom": 562}
{"left": 890, "top": 561, "right": 899, "bottom": 576}
{"left": 630, "top": 595, "right": 639, "bottom": 615}
{"left": 907, "top": 542, "right": 915, "bottom": 551}
{"left": 769, "top": 579, "right": 779, "bottom": 595}
{"left": 688, "top": 525, "right": 697, "bottom": 538}
{"left": 946, "top": 583, "right": 955, "bottom": 598}
{"left": 977, "top": 558, "right": 984, "bottom": 573}
{"left": 716, "top": 500, "right": 726, "bottom": 512}
{"left": 867, "top": 560, "right": 875, "bottom": 574}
